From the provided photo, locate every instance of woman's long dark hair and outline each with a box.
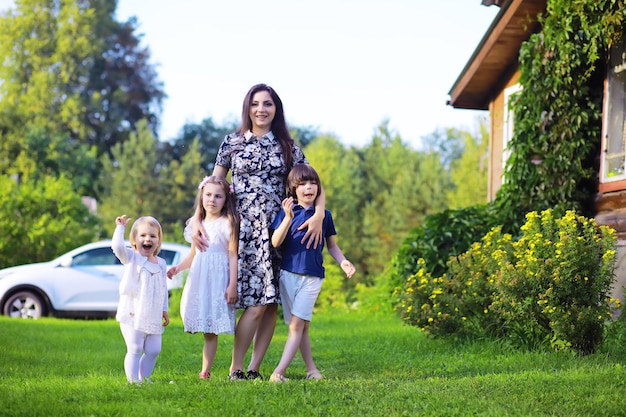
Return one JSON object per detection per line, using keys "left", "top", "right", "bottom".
{"left": 239, "top": 83, "right": 294, "bottom": 171}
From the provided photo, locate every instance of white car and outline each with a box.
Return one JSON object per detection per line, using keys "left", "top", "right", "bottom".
{"left": 0, "top": 240, "right": 190, "bottom": 319}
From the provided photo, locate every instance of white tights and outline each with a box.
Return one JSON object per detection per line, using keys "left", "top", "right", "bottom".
{"left": 120, "top": 323, "right": 162, "bottom": 383}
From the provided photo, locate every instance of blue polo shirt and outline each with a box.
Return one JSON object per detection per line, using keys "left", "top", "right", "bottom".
{"left": 270, "top": 205, "right": 336, "bottom": 278}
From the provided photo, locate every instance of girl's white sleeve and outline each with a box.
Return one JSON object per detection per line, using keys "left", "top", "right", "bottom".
{"left": 161, "top": 260, "right": 169, "bottom": 312}
{"left": 112, "top": 225, "right": 131, "bottom": 264}
{"left": 183, "top": 221, "right": 193, "bottom": 243}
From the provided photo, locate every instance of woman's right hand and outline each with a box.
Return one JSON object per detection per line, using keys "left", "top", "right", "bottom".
{"left": 191, "top": 218, "right": 209, "bottom": 251}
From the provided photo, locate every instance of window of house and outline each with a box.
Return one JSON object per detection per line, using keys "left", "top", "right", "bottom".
{"left": 601, "top": 35, "right": 626, "bottom": 190}
{"left": 503, "top": 83, "right": 522, "bottom": 177}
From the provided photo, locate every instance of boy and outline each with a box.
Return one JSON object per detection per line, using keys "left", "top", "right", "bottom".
{"left": 268, "top": 164, "right": 355, "bottom": 382}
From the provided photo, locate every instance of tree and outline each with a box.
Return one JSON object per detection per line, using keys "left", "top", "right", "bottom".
{"left": 0, "top": 0, "right": 100, "bottom": 194}
{"left": 0, "top": 0, "right": 165, "bottom": 196}
{"left": 0, "top": 175, "right": 100, "bottom": 268}
{"left": 291, "top": 125, "right": 319, "bottom": 148}
{"left": 421, "top": 127, "right": 465, "bottom": 170}
{"left": 305, "top": 134, "right": 365, "bottom": 293}
{"left": 97, "top": 119, "right": 162, "bottom": 236}
{"left": 306, "top": 123, "right": 451, "bottom": 289}
{"left": 3, "top": 126, "right": 100, "bottom": 197}
{"left": 446, "top": 119, "right": 489, "bottom": 209}
{"left": 157, "top": 138, "right": 208, "bottom": 241}
{"left": 358, "top": 122, "right": 450, "bottom": 280}
{"left": 85, "top": 4, "right": 165, "bottom": 156}
{"left": 160, "top": 117, "right": 236, "bottom": 173}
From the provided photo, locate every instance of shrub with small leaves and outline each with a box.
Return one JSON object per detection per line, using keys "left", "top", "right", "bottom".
{"left": 400, "top": 209, "right": 618, "bottom": 354}
{"left": 492, "top": 209, "right": 617, "bottom": 354}
{"left": 390, "top": 204, "right": 497, "bottom": 312}
{"left": 399, "top": 227, "right": 513, "bottom": 338}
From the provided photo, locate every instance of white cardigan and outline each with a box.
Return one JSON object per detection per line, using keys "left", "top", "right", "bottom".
{"left": 112, "top": 225, "right": 168, "bottom": 334}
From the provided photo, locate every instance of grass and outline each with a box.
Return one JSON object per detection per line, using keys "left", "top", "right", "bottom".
{"left": 1, "top": 308, "right": 625, "bottom": 417}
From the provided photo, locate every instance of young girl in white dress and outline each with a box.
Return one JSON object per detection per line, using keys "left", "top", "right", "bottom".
{"left": 113, "top": 215, "right": 169, "bottom": 384}
{"left": 168, "top": 176, "right": 239, "bottom": 380}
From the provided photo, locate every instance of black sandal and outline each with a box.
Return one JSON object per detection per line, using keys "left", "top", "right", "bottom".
{"left": 246, "top": 369, "right": 263, "bottom": 380}
{"left": 228, "top": 370, "right": 247, "bottom": 381}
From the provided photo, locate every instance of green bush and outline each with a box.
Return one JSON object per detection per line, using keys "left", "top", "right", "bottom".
{"left": 400, "top": 209, "right": 619, "bottom": 355}
{"left": 0, "top": 175, "right": 100, "bottom": 268}
{"left": 492, "top": 209, "right": 618, "bottom": 354}
{"left": 388, "top": 204, "right": 497, "bottom": 310}
{"left": 399, "top": 227, "right": 513, "bottom": 338}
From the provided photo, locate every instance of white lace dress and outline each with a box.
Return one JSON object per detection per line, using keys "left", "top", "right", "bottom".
{"left": 180, "top": 217, "right": 236, "bottom": 334}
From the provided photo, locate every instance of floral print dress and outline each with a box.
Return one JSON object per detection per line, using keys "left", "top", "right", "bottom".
{"left": 215, "top": 130, "right": 307, "bottom": 309}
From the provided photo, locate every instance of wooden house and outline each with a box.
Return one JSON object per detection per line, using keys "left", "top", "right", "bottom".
{"left": 447, "top": 0, "right": 626, "bottom": 302}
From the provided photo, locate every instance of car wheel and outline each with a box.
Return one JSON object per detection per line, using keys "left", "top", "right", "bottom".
{"left": 3, "top": 291, "right": 47, "bottom": 319}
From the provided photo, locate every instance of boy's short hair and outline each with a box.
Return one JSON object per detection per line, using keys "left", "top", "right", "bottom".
{"left": 287, "top": 164, "right": 322, "bottom": 199}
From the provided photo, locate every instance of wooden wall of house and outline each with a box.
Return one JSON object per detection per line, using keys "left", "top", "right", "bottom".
{"left": 488, "top": 91, "right": 504, "bottom": 200}
{"left": 595, "top": 191, "right": 626, "bottom": 239}
{"left": 595, "top": 191, "right": 626, "bottom": 306}
{"left": 487, "top": 72, "right": 521, "bottom": 201}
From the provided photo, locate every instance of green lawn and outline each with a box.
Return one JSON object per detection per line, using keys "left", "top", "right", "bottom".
{"left": 0, "top": 309, "right": 625, "bottom": 416}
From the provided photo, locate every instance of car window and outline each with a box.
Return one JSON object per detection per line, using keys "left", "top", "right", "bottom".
{"left": 72, "top": 248, "right": 120, "bottom": 266}
{"left": 158, "top": 249, "right": 176, "bottom": 265}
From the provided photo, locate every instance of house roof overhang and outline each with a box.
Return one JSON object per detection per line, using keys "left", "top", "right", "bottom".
{"left": 447, "top": 0, "right": 546, "bottom": 110}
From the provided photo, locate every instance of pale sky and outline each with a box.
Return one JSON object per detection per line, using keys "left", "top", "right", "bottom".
{"left": 1, "top": 0, "right": 499, "bottom": 148}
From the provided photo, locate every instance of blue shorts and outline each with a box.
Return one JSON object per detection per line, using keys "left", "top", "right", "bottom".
{"left": 278, "top": 269, "right": 323, "bottom": 323}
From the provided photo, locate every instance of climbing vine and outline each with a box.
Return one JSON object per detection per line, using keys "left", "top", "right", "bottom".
{"left": 495, "top": 0, "right": 626, "bottom": 233}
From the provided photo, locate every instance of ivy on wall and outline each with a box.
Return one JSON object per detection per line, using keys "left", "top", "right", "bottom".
{"left": 494, "top": 0, "right": 626, "bottom": 232}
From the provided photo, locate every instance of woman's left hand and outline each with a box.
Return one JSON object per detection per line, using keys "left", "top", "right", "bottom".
{"left": 298, "top": 210, "right": 323, "bottom": 249}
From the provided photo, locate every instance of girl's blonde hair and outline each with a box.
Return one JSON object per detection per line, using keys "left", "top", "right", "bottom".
{"left": 193, "top": 176, "right": 240, "bottom": 252}
{"left": 129, "top": 216, "right": 163, "bottom": 256}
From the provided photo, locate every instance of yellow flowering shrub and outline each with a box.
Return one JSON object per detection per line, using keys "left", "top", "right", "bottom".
{"left": 399, "top": 227, "right": 513, "bottom": 338}
{"left": 492, "top": 209, "right": 617, "bottom": 354}
{"left": 400, "top": 209, "right": 618, "bottom": 354}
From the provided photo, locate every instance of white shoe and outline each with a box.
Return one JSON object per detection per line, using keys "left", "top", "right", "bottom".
{"left": 306, "top": 370, "right": 324, "bottom": 380}
{"left": 269, "top": 373, "right": 289, "bottom": 383}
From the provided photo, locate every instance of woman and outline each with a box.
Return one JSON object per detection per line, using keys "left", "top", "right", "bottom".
{"left": 192, "top": 83, "right": 325, "bottom": 380}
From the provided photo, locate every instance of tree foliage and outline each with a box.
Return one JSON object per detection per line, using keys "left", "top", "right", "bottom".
{"left": 157, "top": 138, "right": 208, "bottom": 241}
{"left": 97, "top": 119, "right": 163, "bottom": 236}
{"left": 421, "top": 127, "right": 466, "bottom": 170}
{"left": 0, "top": 0, "right": 100, "bottom": 194}
{"left": 305, "top": 121, "right": 459, "bottom": 298}
{"left": 160, "top": 117, "right": 236, "bottom": 174}
{"left": 97, "top": 119, "right": 208, "bottom": 240}
{"left": 0, "top": 0, "right": 164, "bottom": 196}
{"left": 446, "top": 120, "right": 489, "bottom": 209}
{"left": 0, "top": 175, "right": 100, "bottom": 268}
{"left": 359, "top": 123, "right": 450, "bottom": 280}
{"left": 84, "top": 5, "right": 165, "bottom": 156}
{"left": 305, "top": 134, "right": 365, "bottom": 294}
